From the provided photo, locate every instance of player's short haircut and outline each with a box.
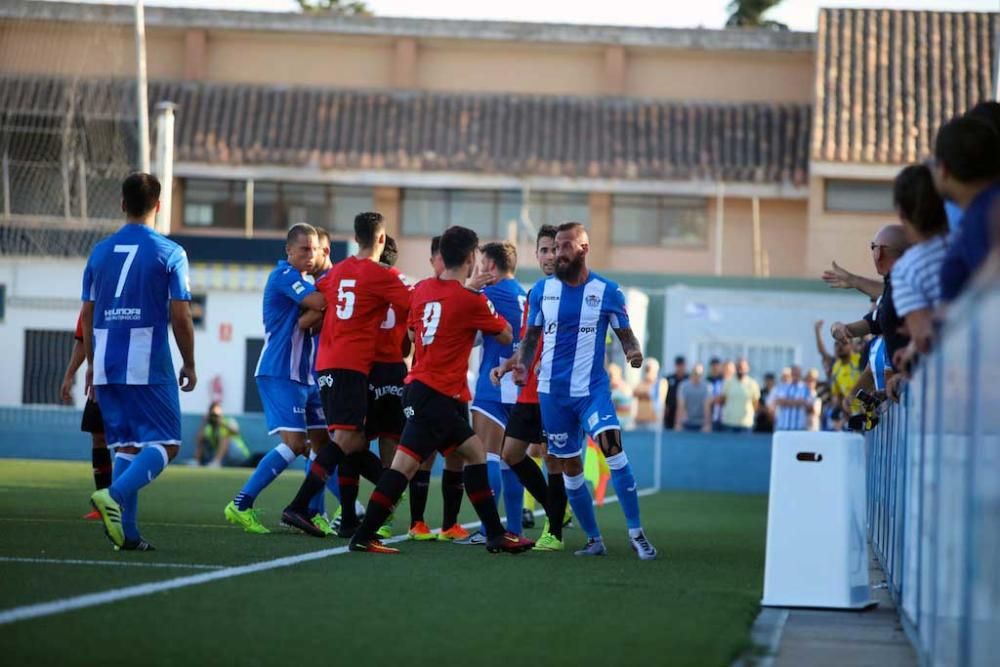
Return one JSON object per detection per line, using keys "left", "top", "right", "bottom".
{"left": 354, "top": 212, "right": 385, "bottom": 248}
{"left": 314, "top": 226, "right": 331, "bottom": 247}
{"left": 121, "top": 172, "right": 160, "bottom": 218}
{"left": 556, "top": 221, "right": 586, "bottom": 236}
{"left": 379, "top": 235, "right": 399, "bottom": 267}
{"left": 536, "top": 224, "right": 557, "bottom": 247}
{"left": 439, "top": 225, "right": 479, "bottom": 270}
{"left": 287, "top": 223, "right": 317, "bottom": 245}
{"left": 480, "top": 241, "right": 517, "bottom": 274}
{"left": 934, "top": 115, "right": 1000, "bottom": 183}
{"left": 430, "top": 235, "right": 442, "bottom": 257}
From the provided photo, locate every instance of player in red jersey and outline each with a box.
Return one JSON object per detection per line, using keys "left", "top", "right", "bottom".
{"left": 348, "top": 225, "right": 534, "bottom": 554}
{"left": 61, "top": 310, "right": 112, "bottom": 520}
{"left": 491, "top": 225, "right": 567, "bottom": 550}
{"left": 282, "top": 212, "right": 412, "bottom": 538}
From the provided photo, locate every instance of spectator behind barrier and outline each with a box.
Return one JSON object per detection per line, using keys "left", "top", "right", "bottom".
{"left": 195, "top": 401, "right": 252, "bottom": 467}
{"left": 633, "top": 358, "right": 666, "bottom": 429}
{"left": 662, "top": 355, "right": 688, "bottom": 429}
{"left": 717, "top": 358, "right": 760, "bottom": 434}
{"left": 754, "top": 372, "right": 776, "bottom": 433}
{"left": 932, "top": 114, "right": 1000, "bottom": 303}
{"left": 674, "top": 363, "right": 709, "bottom": 433}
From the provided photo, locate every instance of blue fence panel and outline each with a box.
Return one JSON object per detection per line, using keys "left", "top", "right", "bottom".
{"left": 866, "top": 278, "right": 999, "bottom": 667}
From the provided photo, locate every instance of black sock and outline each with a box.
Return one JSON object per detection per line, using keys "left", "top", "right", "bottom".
{"left": 352, "top": 450, "right": 385, "bottom": 484}
{"left": 512, "top": 456, "right": 549, "bottom": 520}
{"left": 92, "top": 447, "right": 112, "bottom": 490}
{"left": 464, "top": 463, "right": 504, "bottom": 540}
{"left": 547, "top": 472, "right": 566, "bottom": 540}
{"left": 441, "top": 469, "right": 464, "bottom": 529}
{"left": 355, "top": 469, "right": 408, "bottom": 543}
{"left": 409, "top": 469, "right": 431, "bottom": 524}
{"left": 338, "top": 457, "right": 361, "bottom": 525}
{"left": 288, "top": 441, "right": 346, "bottom": 511}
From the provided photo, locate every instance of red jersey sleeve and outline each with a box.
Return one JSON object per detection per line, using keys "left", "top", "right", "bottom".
{"left": 380, "top": 266, "right": 413, "bottom": 313}
{"left": 468, "top": 291, "right": 507, "bottom": 336}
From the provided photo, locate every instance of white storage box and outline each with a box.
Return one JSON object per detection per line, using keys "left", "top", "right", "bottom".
{"left": 762, "top": 431, "right": 874, "bottom": 609}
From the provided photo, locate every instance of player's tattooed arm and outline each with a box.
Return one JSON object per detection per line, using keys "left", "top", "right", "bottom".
{"left": 614, "top": 327, "right": 644, "bottom": 369}
{"left": 512, "top": 325, "right": 542, "bottom": 385}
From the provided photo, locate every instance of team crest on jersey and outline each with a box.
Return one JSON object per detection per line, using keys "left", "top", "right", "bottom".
{"left": 585, "top": 294, "right": 601, "bottom": 308}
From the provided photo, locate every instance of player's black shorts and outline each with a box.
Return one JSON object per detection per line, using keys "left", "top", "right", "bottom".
{"left": 366, "top": 361, "right": 407, "bottom": 440}
{"left": 317, "top": 369, "right": 368, "bottom": 432}
{"left": 398, "top": 380, "right": 475, "bottom": 463}
{"left": 80, "top": 398, "right": 104, "bottom": 435}
{"left": 504, "top": 401, "right": 544, "bottom": 444}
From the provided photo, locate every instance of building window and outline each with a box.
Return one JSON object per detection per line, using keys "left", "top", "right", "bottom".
{"left": 824, "top": 179, "right": 894, "bottom": 213}
{"left": 612, "top": 195, "right": 707, "bottom": 247}
{"left": 401, "top": 189, "right": 450, "bottom": 236}
{"left": 182, "top": 179, "right": 245, "bottom": 229}
{"left": 330, "top": 186, "right": 375, "bottom": 234}
{"left": 529, "top": 191, "right": 589, "bottom": 228}
{"left": 22, "top": 329, "right": 74, "bottom": 405}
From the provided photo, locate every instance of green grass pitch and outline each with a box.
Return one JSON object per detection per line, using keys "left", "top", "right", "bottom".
{"left": 0, "top": 460, "right": 766, "bottom": 666}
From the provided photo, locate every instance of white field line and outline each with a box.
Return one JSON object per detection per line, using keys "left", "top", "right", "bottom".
{"left": 0, "top": 487, "right": 655, "bottom": 627}
{"left": 0, "top": 557, "right": 223, "bottom": 571}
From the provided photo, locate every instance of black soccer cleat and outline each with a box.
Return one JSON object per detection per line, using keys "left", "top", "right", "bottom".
{"left": 336, "top": 520, "right": 360, "bottom": 539}
{"left": 281, "top": 507, "right": 327, "bottom": 538}
{"left": 116, "top": 538, "right": 156, "bottom": 552}
{"left": 521, "top": 508, "right": 536, "bottom": 529}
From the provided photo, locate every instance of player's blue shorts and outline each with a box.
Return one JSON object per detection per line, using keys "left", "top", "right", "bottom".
{"left": 95, "top": 383, "right": 181, "bottom": 449}
{"left": 256, "top": 376, "right": 326, "bottom": 435}
{"left": 538, "top": 389, "right": 621, "bottom": 459}
{"left": 470, "top": 399, "right": 513, "bottom": 430}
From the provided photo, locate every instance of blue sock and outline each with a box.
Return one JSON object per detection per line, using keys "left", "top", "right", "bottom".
{"left": 483, "top": 453, "right": 503, "bottom": 534}
{"left": 113, "top": 454, "right": 140, "bottom": 541}
{"left": 607, "top": 452, "right": 642, "bottom": 531}
{"left": 565, "top": 472, "right": 601, "bottom": 540}
{"left": 501, "top": 463, "right": 524, "bottom": 536}
{"left": 234, "top": 444, "right": 295, "bottom": 511}
{"left": 109, "top": 446, "right": 167, "bottom": 506}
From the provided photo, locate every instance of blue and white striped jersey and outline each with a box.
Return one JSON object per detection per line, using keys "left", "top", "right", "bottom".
{"left": 82, "top": 223, "right": 191, "bottom": 386}
{"left": 773, "top": 381, "right": 810, "bottom": 431}
{"left": 891, "top": 235, "right": 948, "bottom": 318}
{"left": 254, "top": 260, "right": 317, "bottom": 385}
{"left": 528, "top": 272, "right": 629, "bottom": 398}
{"left": 475, "top": 277, "right": 526, "bottom": 404}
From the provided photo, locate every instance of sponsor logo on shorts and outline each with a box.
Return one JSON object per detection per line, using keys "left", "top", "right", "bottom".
{"left": 371, "top": 384, "right": 404, "bottom": 400}
{"left": 104, "top": 307, "right": 142, "bottom": 322}
{"left": 293, "top": 407, "right": 305, "bottom": 414}
{"left": 548, "top": 432, "right": 569, "bottom": 448}
{"left": 403, "top": 406, "right": 415, "bottom": 419}
{"left": 585, "top": 294, "right": 602, "bottom": 308}
{"left": 317, "top": 374, "right": 334, "bottom": 389}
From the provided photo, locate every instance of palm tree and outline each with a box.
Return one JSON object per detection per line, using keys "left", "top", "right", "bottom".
{"left": 297, "top": 0, "right": 371, "bottom": 15}
{"left": 726, "top": 0, "right": 788, "bottom": 30}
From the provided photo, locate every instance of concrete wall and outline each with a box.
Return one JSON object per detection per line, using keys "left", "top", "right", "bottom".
{"left": 1, "top": 17, "right": 811, "bottom": 103}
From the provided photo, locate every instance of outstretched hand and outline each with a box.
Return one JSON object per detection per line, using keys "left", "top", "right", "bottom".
{"left": 822, "top": 261, "right": 852, "bottom": 289}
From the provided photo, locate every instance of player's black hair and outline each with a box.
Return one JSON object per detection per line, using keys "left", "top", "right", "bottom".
{"left": 314, "top": 226, "right": 331, "bottom": 246}
{"left": 354, "top": 212, "right": 385, "bottom": 248}
{"left": 966, "top": 100, "right": 1000, "bottom": 135}
{"left": 933, "top": 115, "right": 1000, "bottom": 183}
{"left": 439, "top": 225, "right": 479, "bottom": 270}
{"left": 286, "top": 223, "right": 317, "bottom": 245}
{"left": 536, "top": 224, "right": 557, "bottom": 247}
{"left": 480, "top": 241, "right": 517, "bottom": 274}
{"left": 379, "top": 235, "right": 399, "bottom": 267}
{"left": 893, "top": 164, "right": 948, "bottom": 238}
{"left": 121, "top": 172, "right": 160, "bottom": 218}
{"left": 556, "top": 221, "right": 586, "bottom": 235}
{"left": 430, "top": 235, "right": 442, "bottom": 257}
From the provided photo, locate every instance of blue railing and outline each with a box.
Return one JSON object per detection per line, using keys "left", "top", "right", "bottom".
{"left": 866, "top": 275, "right": 1000, "bottom": 667}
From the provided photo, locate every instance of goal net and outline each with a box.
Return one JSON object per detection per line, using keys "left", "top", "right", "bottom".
{"left": 0, "top": 13, "right": 141, "bottom": 257}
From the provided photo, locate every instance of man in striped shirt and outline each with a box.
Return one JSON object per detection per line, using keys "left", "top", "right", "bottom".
{"left": 771, "top": 366, "right": 811, "bottom": 431}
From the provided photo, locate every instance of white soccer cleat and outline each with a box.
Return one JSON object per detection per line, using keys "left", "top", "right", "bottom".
{"left": 629, "top": 530, "right": 658, "bottom": 560}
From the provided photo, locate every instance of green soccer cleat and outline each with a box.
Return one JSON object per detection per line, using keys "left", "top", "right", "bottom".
{"left": 91, "top": 489, "right": 125, "bottom": 548}
{"left": 311, "top": 513, "right": 335, "bottom": 536}
{"left": 376, "top": 522, "right": 393, "bottom": 540}
{"left": 531, "top": 531, "right": 565, "bottom": 552}
{"left": 224, "top": 501, "right": 271, "bottom": 534}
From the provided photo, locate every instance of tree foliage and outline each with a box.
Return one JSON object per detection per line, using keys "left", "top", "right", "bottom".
{"left": 297, "top": 0, "right": 371, "bottom": 15}
{"left": 725, "top": 0, "right": 788, "bottom": 30}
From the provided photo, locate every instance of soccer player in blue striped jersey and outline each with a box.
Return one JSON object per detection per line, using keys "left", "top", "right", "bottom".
{"left": 514, "top": 222, "right": 657, "bottom": 559}
{"left": 465, "top": 241, "right": 527, "bottom": 541}
{"left": 85, "top": 173, "right": 196, "bottom": 551}
{"left": 224, "top": 224, "right": 329, "bottom": 535}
